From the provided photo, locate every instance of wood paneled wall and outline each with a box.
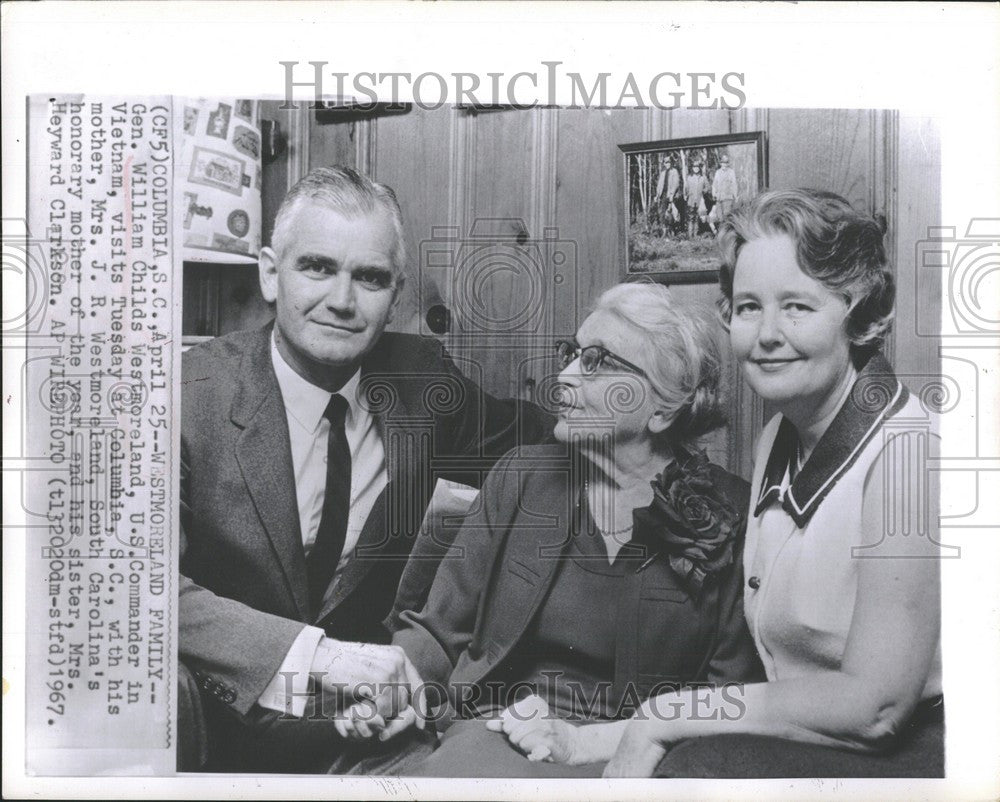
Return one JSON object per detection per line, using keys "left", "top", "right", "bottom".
{"left": 213, "top": 104, "right": 938, "bottom": 478}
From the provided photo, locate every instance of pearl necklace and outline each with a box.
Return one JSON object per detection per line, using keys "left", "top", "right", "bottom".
{"left": 584, "top": 479, "right": 634, "bottom": 536}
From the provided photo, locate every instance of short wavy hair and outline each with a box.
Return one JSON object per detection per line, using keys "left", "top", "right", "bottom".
{"left": 716, "top": 188, "right": 894, "bottom": 363}
{"left": 593, "top": 282, "right": 725, "bottom": 449}
{"left": 270, "top": 165, "right": 407, "bottom": 274}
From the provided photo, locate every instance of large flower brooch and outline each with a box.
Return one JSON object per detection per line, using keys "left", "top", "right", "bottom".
{"left": 634, "top": 451, "right": 742, "bottom": 595}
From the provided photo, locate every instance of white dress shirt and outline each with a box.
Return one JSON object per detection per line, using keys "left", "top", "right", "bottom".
{"left": 258, "top": 335, "right": 389, "bottom": 715}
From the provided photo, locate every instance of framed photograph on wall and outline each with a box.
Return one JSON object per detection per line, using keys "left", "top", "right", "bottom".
{"left": 620, "top": 131, "right": 767, "bottom": 283}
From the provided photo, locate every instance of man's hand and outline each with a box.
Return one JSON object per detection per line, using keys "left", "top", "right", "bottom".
{"left": 485, "top": 694, "right": 582, "bottom": 764}
{"left": 310, "top": 638, "right": 426, "bottom": 742}
{"left": 311, "top": 639, "right": 426, "bottom": 718}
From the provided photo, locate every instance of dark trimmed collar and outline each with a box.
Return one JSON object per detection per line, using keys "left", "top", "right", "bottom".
{"left": 753, "top": 353, "right": 909, "bottom": 527}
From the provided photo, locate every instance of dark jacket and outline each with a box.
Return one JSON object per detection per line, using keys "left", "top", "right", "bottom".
{"left": 180, "top": 323, "right": 552, "bottom": 769}
{"left": 394, "top": 445, "right": 765, "bottom": 717}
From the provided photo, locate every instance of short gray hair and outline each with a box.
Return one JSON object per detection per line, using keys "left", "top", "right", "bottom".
{"left": 593, "top": 282, "right": 725, "bottom": 449}
{"left": 270, "top": 165, "right": 407, "bottom": 273}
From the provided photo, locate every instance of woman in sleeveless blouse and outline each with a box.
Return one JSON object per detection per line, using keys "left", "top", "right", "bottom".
{"left": 519, "top": 189, "right": 944, "bottom": 778}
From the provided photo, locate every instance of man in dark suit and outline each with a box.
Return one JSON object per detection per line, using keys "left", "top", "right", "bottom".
{"left": 180, "top": 166, "right": 552, "bottom": 772}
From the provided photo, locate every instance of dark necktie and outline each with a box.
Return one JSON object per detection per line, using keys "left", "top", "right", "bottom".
{"left": 306, "top": 393, "right": 351, "bottom": 615}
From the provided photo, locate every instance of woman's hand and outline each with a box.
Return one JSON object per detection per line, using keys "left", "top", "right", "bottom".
{"left": 333, "top": 663, "right": 427, "bottom": 744}
{"left": 602, "top": 714, "right": 668, "bottom": 777}
{"left": 334, "top": 698, "right": 421, "bottom": 743}
{"left": 485, "top": 695, "right": 582, "bottom": 764}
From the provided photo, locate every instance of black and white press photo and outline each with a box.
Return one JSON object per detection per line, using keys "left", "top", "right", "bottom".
{"left": 3, "top": 4, "right": 999, "bottom": 800}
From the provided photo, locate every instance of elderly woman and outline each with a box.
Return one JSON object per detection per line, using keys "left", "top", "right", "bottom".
{"left": 518, "top": 189, "right": 943, "bottom": 778}
{"left": 333, "top": 282, "right": 764, "bottom": 777}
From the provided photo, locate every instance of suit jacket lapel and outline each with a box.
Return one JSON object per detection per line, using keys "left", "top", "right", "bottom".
{"left": 317, "top": 483, "right": 390, "bottom": 621}
{"left": 231, "top": 326, "right": 309, "bottom": 621}
{"left": 356, "top": 339, "right": 416, "bottom": 489}
{"left": 317, "top": 360, "right": 433, "bottom": 621}
{"left": 479, "top": 482, "right": 572, "bottom": 670}
{"left": 428, "top": 485, "right": 568, "bottom": 687}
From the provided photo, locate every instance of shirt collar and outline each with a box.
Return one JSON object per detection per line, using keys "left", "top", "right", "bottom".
{"left": 753, "top": 352, "right": 909, "bottom": 527}
{"left": 270, "top": 334, "right": 362, "bottom": 434}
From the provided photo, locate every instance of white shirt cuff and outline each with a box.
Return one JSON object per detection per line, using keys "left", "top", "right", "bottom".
{"left": 257, "top": 625, "right": 325, "bottom": 716}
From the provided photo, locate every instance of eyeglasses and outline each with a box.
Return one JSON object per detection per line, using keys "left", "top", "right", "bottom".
{"left": 555, "top": 339, "right": 648, "bottom": 378}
